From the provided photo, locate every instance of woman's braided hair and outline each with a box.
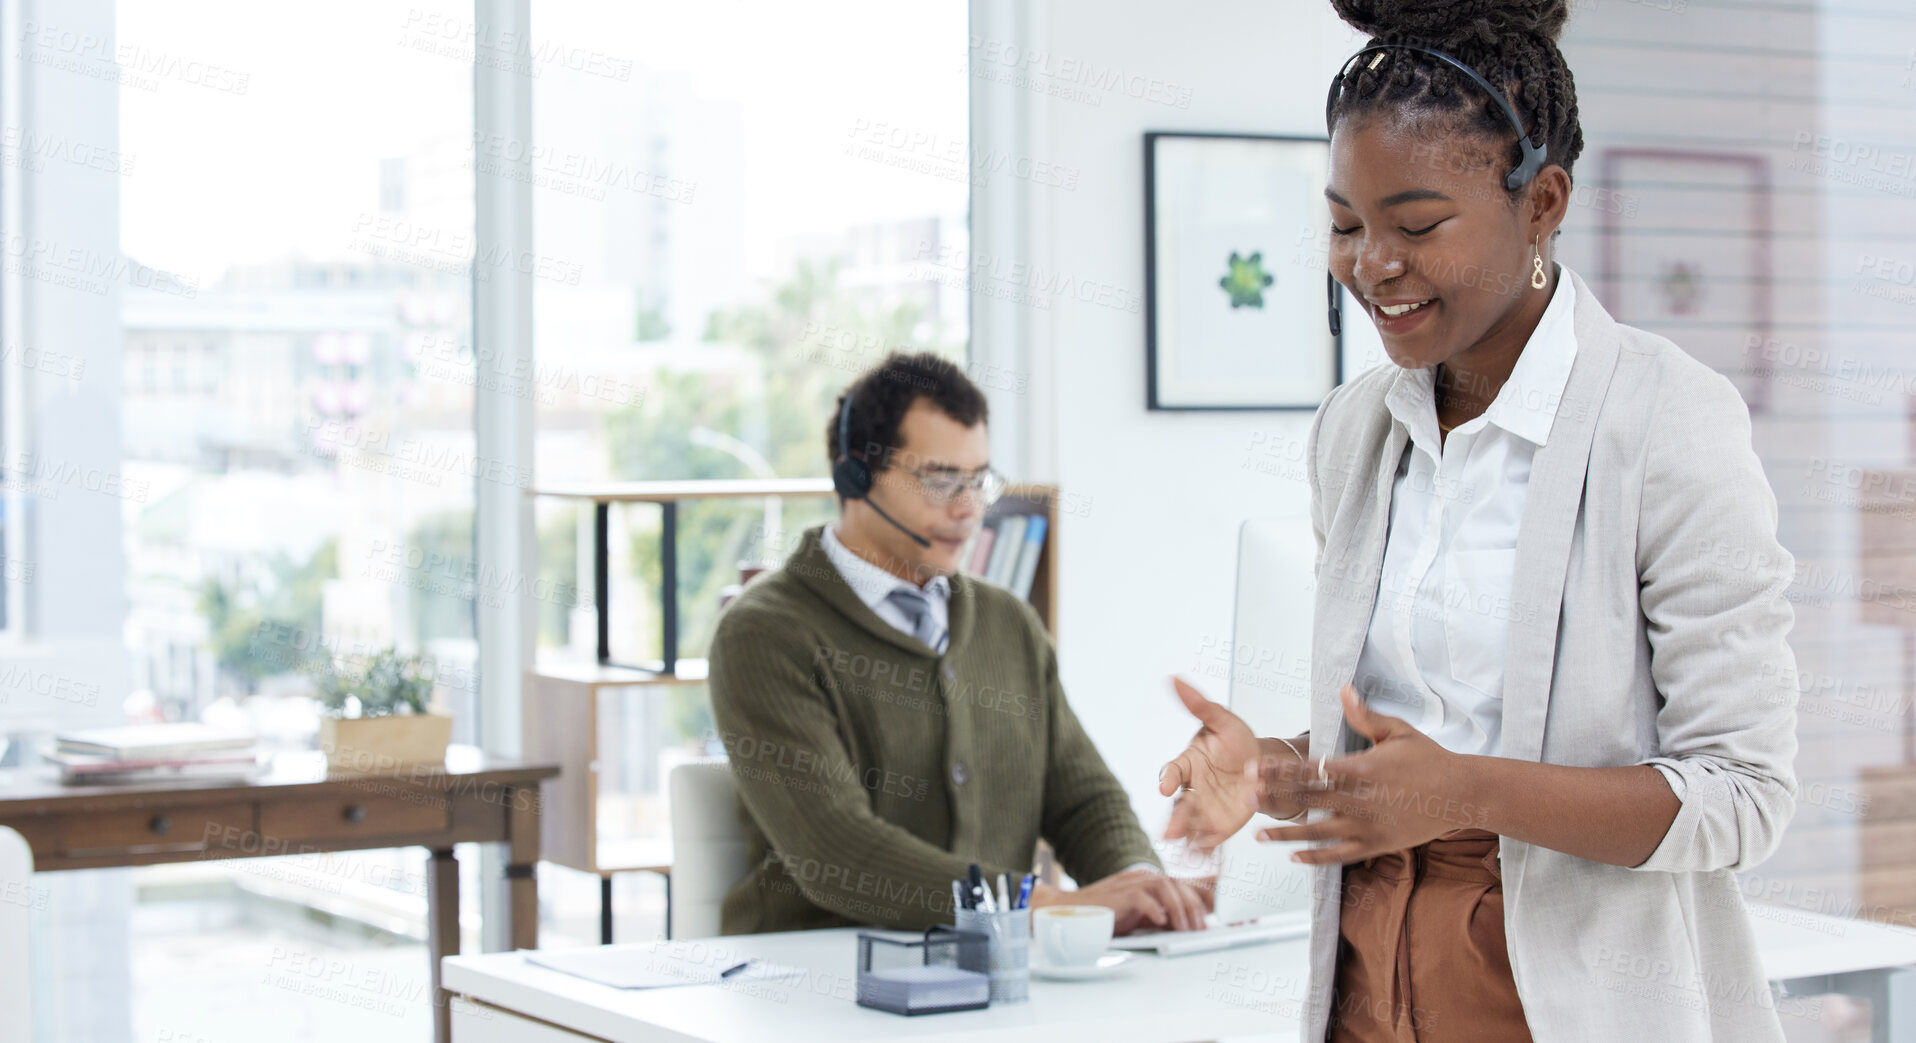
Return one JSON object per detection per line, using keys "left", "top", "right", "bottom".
{"left": 1327, "top": 0, "right": 1584, "bottom": 201}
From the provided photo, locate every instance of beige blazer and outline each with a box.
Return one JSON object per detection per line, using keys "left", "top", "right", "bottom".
{"left": 1301, "top": 268, "right": 1799, "bottom": 1041}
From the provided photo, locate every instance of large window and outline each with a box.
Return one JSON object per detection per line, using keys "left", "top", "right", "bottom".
{"left": 111, "top": 0, "right": 478, "bottom": 1036}
{"left": 528, "top": 0, "right": 969, "bottom": 664}
{"left": 521, "top": 0, "right": 970, "bottom": 940}
{"left": 35, "top": 0, "right": 972, "bottom": 1032}
{"left": 119, "top": 0, "right": 479, "bottom": 736}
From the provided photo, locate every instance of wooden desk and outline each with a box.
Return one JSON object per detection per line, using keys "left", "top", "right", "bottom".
{"left": 0, "top": 745, "right": 558, "bottom": 1043}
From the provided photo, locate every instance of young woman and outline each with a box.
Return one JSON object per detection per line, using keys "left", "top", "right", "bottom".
{"left": 1158, "top": 2, "right": 1799, "bottom": 1040}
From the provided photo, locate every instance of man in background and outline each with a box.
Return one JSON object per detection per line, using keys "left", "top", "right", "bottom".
{"left": 707, "top": 351, "right": 1211, "bottom": 934}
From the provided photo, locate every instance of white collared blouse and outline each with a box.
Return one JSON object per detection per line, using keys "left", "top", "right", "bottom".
{"left": 1349, "top": 267, "right": 1688, "bottom": 796}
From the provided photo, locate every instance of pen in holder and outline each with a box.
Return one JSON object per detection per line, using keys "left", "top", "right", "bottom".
{"left": 954, "top": 905, "right": 1030, "bottom": 1005}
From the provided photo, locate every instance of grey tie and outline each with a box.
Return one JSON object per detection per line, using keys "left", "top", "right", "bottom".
{"left": 885, "top": 587, "right": 945, "bottom": 652}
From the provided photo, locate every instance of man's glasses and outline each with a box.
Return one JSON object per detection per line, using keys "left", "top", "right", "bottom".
{"left": 899, "top": 464, "right": 1007, "bottom": 506}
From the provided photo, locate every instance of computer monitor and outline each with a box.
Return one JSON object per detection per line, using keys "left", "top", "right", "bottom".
{"left": 1207, "top": 515, "right": 1319, "bottom": 921}
{"left": 1230, "top": 515, "right": 1316, "bottom": 720}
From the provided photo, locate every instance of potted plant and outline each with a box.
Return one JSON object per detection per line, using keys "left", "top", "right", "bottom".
{"left": 307, "top": 648, "right": 452, "bottom": 773}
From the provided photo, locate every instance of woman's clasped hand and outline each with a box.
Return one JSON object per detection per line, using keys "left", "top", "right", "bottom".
{"left": 1160, "top": 679, "right": 1488, "bottom": 865}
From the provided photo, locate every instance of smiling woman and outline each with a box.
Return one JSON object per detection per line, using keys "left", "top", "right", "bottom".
{"left": 1158, "top": 0, "right": 1803, "bottom": 1041}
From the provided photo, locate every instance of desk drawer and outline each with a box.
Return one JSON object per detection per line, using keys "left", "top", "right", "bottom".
{"left": 259, "top": 792, "right": 450, "bottom": 843}
{"left": 0, "top": 816, "right": 63, "bottom": 854}
{"left": 63, "top": 802, "right": 254, "bottom": 854}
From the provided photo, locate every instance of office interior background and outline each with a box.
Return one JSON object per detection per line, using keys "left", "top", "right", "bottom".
{"left": 1, "top": 0, "right": 1912, "bottom": 1038}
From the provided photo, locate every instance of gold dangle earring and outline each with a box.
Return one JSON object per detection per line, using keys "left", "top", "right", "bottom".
{"left": 1531, "top": 239, "right": 1547, "bottom": 290}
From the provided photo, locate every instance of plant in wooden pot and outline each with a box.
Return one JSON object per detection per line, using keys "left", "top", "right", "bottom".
{"left": 308, "top": 649, "right": 452, "bottom": 773}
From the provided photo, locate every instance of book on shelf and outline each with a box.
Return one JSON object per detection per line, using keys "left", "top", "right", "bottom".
{"left": 1009, "top": 514, "right": 1047, "bottom": 600}
{"left": 964, "top": 525, "right": 997, "bottom": 576}
{"left": 963, "top": 511, "right": 1049, "bottom": 601}
{"left": 986, "top": 515, "right": 1026, "bottom": 586}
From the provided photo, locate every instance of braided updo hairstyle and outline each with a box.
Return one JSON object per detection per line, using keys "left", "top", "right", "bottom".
{"left": 1327, "top": 0, "right": 1584, "bottom": 201}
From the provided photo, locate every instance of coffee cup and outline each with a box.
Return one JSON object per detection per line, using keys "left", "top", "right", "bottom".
{"left": 1032, "top": 905, "right": 1115, "bottom": 968}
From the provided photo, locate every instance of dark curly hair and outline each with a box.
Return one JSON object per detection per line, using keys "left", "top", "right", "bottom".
{"left": 824, "top": 352, "right": 989, "bottom": 497}
{"left": 1327, "top": 0, "right": 1584, "bottom": 201}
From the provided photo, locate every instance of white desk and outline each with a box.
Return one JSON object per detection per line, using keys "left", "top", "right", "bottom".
{"left": 1752, "top": 904, "right": 1916, "bottom": 1042}
{"left": 444, "top": 904, "right": 1916, "bottom": 1043}
{"left": 444, "top": 928, "right": 1303, "bottom": 1043}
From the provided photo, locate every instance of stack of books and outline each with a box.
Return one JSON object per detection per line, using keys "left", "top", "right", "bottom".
{"left": 47, "top": 723, "right": 262, "bottom": 784}
{"left": 962, "top": 512, "right": 1047, "bottom": 601}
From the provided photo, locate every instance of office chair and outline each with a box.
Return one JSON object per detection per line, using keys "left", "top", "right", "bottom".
{"left": 667, "top": 758, "right": 750, "bottom": 939}
{"left": 0, "top": 826, "right": 33, "bottom": 1041}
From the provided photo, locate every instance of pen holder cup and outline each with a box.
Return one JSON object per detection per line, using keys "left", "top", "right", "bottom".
{"left": 955, "top": 907, "right": 1031, "bottom": 1005}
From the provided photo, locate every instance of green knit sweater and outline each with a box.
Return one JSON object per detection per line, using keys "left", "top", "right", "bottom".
{"left": 706, "top": 524, "right": 1159, "bottom": 934}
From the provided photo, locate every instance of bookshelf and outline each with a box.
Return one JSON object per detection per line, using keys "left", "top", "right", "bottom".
{"left": 970, "top": 482, "right": 1062, "bottom": 637}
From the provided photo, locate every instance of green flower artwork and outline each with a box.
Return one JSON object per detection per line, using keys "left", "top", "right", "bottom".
{"left": 1220, "top": 251, "right": 1274, "bottom": 309}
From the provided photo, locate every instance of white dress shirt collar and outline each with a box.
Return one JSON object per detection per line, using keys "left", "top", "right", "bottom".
{"left": 1384, "top": 264, "right": 1579, "bottom": 452}
{"left": 820, "top": 523, "right": 951, "bottom": 614}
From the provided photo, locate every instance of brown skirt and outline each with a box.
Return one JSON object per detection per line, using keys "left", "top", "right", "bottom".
{"left": 1327, "top": 828, "right": 1533, "bottom": 1043}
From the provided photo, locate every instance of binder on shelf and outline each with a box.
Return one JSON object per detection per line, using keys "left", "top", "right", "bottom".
{"left": 959, "top": 483, "right": 1059, "bottom": 637}
{"left": 965, "top": 523, "right": 998, "bottom": 576}
{"left": 984, "top": 515, "right": 1026, "bottom": 587}
{"left": 1009, "top": 515, "right": 1047, "bottom": 600}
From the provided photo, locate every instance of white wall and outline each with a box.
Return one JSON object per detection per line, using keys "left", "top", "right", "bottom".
{"left": 970, "top": 0, "right": 1383, "bottom": 835}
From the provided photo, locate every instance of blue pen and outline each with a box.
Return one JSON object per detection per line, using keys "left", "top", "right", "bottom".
{"left": 1015, "top": 873, "right": 1034, "bottom": 910}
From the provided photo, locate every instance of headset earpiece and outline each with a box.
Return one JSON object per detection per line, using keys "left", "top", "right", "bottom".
{"left": 832, "top": 392, "right": 873, "bottom": 499}
{"left": 830, "top": 386, "right": 931, "bottom": 549}
{"left": 832, "top": 456, "right": 871, "bottom": 500}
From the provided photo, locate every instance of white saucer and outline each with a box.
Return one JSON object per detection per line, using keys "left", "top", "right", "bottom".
{"left": 1029, "top": 950, "right": 1134, "bottom": 981}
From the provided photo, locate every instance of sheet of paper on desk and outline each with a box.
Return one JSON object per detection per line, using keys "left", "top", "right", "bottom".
{"left": 523, "top": 947, "right": 802, "bottom": 990}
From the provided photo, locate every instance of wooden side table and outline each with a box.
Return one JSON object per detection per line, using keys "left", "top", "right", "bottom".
{"left": 0, "top": 745, "right": 558, "bottom": 1043}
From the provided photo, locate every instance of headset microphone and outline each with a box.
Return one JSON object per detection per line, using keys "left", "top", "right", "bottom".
{"left": 1327, "top": 270, "right": 1342, "bottom": 338}
{"left": 832, "top": 391, "right": 932, "bottom": 549}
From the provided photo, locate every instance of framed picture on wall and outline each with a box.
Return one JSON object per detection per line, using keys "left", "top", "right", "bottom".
{"left": 1596, "top": 148, "right": 1773, "bottom": 412}
{"left": 1145, "top": 131, "right": 1341, "bottom": 411}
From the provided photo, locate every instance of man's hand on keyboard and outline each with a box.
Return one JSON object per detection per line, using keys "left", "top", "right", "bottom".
{"left": 1029, "top": 868, "right": 1216, "bottom": 935}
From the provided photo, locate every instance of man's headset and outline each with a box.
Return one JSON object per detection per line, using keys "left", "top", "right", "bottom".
{"left": 1321, "top": 43, "right": 1549, "bottom": 337}
{"left": 832, "top": 389, "right": 931, "bottom": 548}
